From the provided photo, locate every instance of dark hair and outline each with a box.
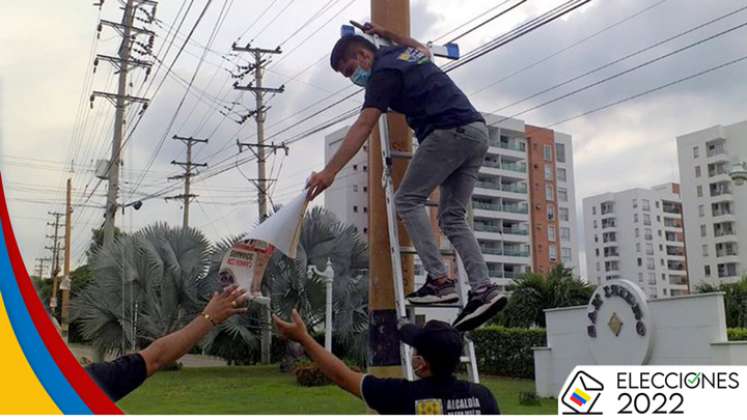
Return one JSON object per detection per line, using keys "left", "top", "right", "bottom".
{"left": 329, "top": 35, "right": 377, "bottom": 71}
{"left": 425, "top": 354, "right": 460, "bottom": 378}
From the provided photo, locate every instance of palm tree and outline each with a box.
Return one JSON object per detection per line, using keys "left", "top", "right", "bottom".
{"left": 72, "top": 223, "right": 212, "bottom": 357}
{"left": 499, "top": 264, "right": 593, "bottom": 328}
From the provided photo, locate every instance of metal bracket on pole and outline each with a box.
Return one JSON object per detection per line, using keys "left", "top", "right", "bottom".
{"left": 342, "top": 21, "right": 460, "bottom": 60}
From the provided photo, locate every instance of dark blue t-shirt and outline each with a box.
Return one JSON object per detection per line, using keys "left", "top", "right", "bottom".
{"left": 362, "top": 374, "right": 500, "bottom": 415}
{"left": 362, "top": 46, "right": 485, "bottom": 142}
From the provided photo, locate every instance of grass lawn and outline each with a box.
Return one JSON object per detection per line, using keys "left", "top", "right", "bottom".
{"left": 118, "top": 365, "right": 556, "bottom": 415}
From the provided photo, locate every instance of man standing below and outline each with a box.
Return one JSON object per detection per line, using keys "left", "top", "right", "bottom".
{"left": 306, "top": 23, "right": 506, "bottom": 330}
{"left": 273, "top": 309, "right": 500, "bottom": 414}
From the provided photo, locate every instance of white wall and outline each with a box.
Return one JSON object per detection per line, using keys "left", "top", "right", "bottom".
{"left": 534, "top": 292, "right": 745, "bottom": 397}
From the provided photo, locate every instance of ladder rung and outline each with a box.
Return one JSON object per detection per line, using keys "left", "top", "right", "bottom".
{"left": 390, "top": 150, "right": 413, "bottom": 159}
{"left": 425, "top": 201, "right": 439, "bottom": 208}
{"left": 406, "top": 302, "right": 463, "bottom": 309}
{"left": 400, "top": 246, "right": 455, "bottom": 256}
{"left": 460, "top": 356, "right": 471, "bottom": 363}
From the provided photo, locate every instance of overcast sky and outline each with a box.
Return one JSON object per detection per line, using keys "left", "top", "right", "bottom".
{"left": 1, "top": 0, "right": 746, "bottom": 277}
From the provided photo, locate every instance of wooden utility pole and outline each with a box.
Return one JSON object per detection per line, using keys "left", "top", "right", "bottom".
{"left": 165, "top": 136, "right": 208, "bottom": 229}
{"left": 35, "top": 257, "right": 51, "bottom": 280}
{"left": 60, "top": 178, "right": 73, "bottom": 342}
{"left": 232, "top": 43, "right": 285, "bottom": 365}
{"left": 368, "top": 0, "right": 414, "bottom": 379}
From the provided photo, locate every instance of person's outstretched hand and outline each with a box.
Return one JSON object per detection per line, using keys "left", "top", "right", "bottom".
{"left": 272, "top": 309, "right": 309, "bottom": 343}
{"left": 306, "top": 170, "right": 335, "bottom": 200}
{"left": 203, "top": 285, "right": 249, "bottom": 325}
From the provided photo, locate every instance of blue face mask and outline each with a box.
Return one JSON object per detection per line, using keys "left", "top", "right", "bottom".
{"left": 350, "top": 66, "right": 371, "bottom": 87}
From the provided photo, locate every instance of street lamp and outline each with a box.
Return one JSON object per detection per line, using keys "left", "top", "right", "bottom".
{"left": 729, "top": 160, "right": 747, "bottom": 186}
{"left": 308, "top": 260, "right": 334, "bottom": 351}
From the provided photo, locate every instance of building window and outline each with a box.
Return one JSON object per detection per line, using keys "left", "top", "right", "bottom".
{"left": 353, "top": 164, "right": 358, "bottom": 171}
{"left": 545, "top": 183, "right": 554, "bottom": 201}
{"left": 655, "top": 201, "right": 660, "bottom": 209}
{"left": 544, "top": 164, "right": 553, "bottom": 180}
{"left": 705, "top": 265, "right": 711, "bottom": 277}
{"left": 700, "top": 224, "right": 707, "bottom": 237}
{"left": 634, "top": 213, "right": 639, "bottom": 223}
{"left": 353, "top": 185, "right": 358, "bottom": 192}
{"left": 657, "top": 215, "right": 661, "bottom": 222}
{"left": 642, "top": 199, "right": 650, "bottom": 211}
{"left": 633, "top": 198, "right": 638, "bottom": 208}
{"left": 561, "top": 247, "right": 571, "bottom": 261}
{"left": 695, "top": 166, "right": 701, "bottom": 177}
{"left": 644, "top": 228, "right": 652, "bottom": 240}
{"left": 698, "top": 204, "right": 705, "bottom": 217}
{"left": 353, "top": 206, "right": 358, "bottom": 213}
{"left": 594, "top": 234, "right": 598, "bottom": 243}
{"left": 560, "top": 227, "right": 571, "bottom": 241}
{"left": 702, "top": 244, "right": 709, "bottom": 256}
{"left": 549, "top": 246, "right": 557, "bottom": 261}
{"left": 556, "top": 143, "right": 566, "bottom": 163}
{"left": 558, "top": 187, "right": 568, "bottom": 202}
{"left": 645, "top": 243, "right": 654, "bottom": 255}
{"left": 643, "top": 213, "right": 651, "bottom": 226}
{"left": 647, "top": 258, "right": 655, "bottom": 270}
{"left": 592, "top": 206, "right": 596, "bottom": 215}
{"left": 557, "top": 167, "right": 567, "bottom": 182}
{"left": 544, "top": 144, "right": 553, "bottom": 161}
{"left": 595, "top": 248, "right": 600, "bottom": 256}
{"left": 548, "top": 225, "right": 556, "bottom": 241}
{"left": 593, "top": 220, "right": 597, "bottom": 229}
{"left": 693, "top": 146, "right": 699, "bottom": 158}
{"left": 363, "top": 165, "right": 368, "bottom": 172}
{"left": 547, "top": 206, "right": 555, "bottom": 221}
{"left": 697, "top": 185, "right": 703, "bottom": 197}
{"left": 363, "top": 186, "right": 368, "bottom": 192}
{"left": 363, "top": 207, "right": 368, "bottom": 213}
{"left": 638, "top": 272, "right": 644, "bottom": 282}
{"left": 635, "top": 228, "right": 639, "bottom": 238}
{"left": 559, "top": 207, "right": 569, "bottom": 222}
{"left": 637, "top": 257, "right": 642, "bottom": 267}
{"left": 658, "top": 229, "right": 662, "bottom": 237}
{"left": 636, "top": 243, "right": 641, "bottom": 253}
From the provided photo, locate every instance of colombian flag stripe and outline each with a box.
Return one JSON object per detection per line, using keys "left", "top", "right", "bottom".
{"left": 570, "top": 394, "right": 585, "bottom": 406}
{"left": 0, "top": 175, "right": 121, "bottom": 413}
{"left": 574, "top": 388, "right": 591, "bottom": 401}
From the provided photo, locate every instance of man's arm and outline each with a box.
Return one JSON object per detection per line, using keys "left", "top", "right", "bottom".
{"left": 273, "top": 309, "right": 364, "bottom": 397}
{"left": 364, "top": 22, "right": 432, "bottom": 59}
{"left": 139, "top": 286, "right": 248, "bottom": 376}
{"left": 306, "top": 107, "right": 381, "bottom": 200}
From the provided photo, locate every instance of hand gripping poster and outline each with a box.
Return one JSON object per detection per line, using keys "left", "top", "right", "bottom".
{"left": 218, "top": 192, "right": 309, "bottom": 305}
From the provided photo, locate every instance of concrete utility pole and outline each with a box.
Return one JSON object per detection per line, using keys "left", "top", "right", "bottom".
{"left": 46, "top": 211, "right": 64, "bottom": 311}
{"left": 164, "top": 136, "right": 208, "bottom": 229}
{"left": 60, "top": 178, "right": 73, "bottom": 342}
{"left": 35, "top": 257, "right": 51, "bottom": 280}
{"left": 93, "top": 0, "right": 155, "bottom": 247}
{"left": 368, "top": 0, "right": 415, "bottom": 379}
{"left": 232, "top": 43, "right": 285, "bottom": 365}
{"left": 231, "top": 44, "right": 285, "bottom": 221}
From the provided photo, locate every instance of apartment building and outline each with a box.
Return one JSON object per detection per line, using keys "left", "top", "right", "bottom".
{"left": 583, "top": 183, "right": 689, "bottom": 298}
{"left": 676, "top": 120, "right": 747, "bottom": 288}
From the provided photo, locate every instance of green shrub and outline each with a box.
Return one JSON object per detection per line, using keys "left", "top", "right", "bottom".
{"left": 728, "top": 328, "right": 747, "bottom": 341}
{"left": 294, "top": 362, "right": 332, "bottom": 387}
{"left": 471, "top": 326, "right": 546, "bottom": 379}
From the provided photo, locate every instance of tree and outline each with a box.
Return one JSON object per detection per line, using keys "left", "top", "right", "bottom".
{"left": 86, "top": 226, "right": 123, "bottom": 261}
{"left": 498, "top": 264, "right": 593, "bottom": 328}
{"left": 72, "top": 223, "right": 211, "bottom": 357}
{"left": 696, "top": 276, "right": 747, "bottom": 328}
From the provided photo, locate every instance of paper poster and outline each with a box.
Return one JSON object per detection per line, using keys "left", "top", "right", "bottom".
{"left": 217, "top": 192, "right": 310, "bottom": 305}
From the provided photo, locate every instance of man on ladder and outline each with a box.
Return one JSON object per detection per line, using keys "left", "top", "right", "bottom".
{"left": 307, "top": 22, "right": 506, "bottom": 331}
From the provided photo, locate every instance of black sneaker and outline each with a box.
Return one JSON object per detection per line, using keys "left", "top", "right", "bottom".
{"left": 406, "top": 276, "right": 459, "bottom": 304}
{"left": 452, "top": 284, "right": 507, "bottom": 331}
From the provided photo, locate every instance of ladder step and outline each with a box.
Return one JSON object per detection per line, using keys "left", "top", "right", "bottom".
{"left": 390, "top": 150, "right": 413, "bottom": 159}
{"left": 400, "top": 246, "right": 455, "bottom": 256}
{"left": 425, "top": 201, "right": 439, "bottom": 208}
{"left": 460, "top": 356, "right": 471, "bottom": 363}
{"left": 406, "top": 302, "right": 463, "bottom": 309}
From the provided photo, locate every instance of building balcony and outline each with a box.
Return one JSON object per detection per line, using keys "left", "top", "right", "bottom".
{"left": 667, "top": 261, "right": 687, "bottom": 272}
{"left": 664, "top": 218, "right": 683, "bottom": 229}
{"left": 666, "top": 246, "right": 686, "bottom": 257}
{"left": 487, "top": 137, "right": 526, "bottom": 152}
{"left": 669, "top": 275, "right": 688, "bottom": 286}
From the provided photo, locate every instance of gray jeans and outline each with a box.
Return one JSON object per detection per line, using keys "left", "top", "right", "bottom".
{"left": 394, "top": 121, "right": 490, "bottom": 290}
